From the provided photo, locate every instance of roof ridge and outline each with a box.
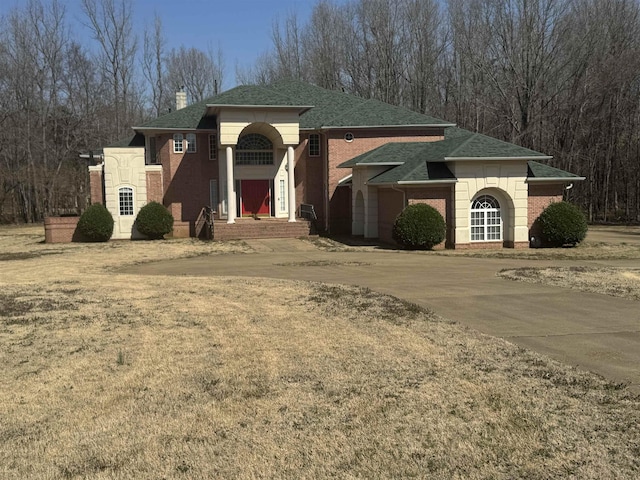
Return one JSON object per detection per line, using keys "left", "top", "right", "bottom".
{"left": 447, "top": 132, "right": 478, "bottom": 157}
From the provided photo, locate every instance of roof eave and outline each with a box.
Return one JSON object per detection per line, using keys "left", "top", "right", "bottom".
{"left": 397, "top": 179, "right": 457, "bottom": 185}
{"left": 370, "top": 179, "right": 457, "bottom": 186}
{"left": 134, "top": 126, "right": 200, "bottom": 132}
{"left": 446, "top": 155, "right": 553, "bottom": 161}
{"left": 322, "top": 123, "right": 456, "bottom": 130}
{"left": 207, "top": 103, "right": 313, "bottom": 112}
{"left": 527, "top": 177, "right": 586, "bottom": 183}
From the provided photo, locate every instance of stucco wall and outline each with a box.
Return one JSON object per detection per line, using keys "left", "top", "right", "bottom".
{"left": 218, "top": 108, "right": 300, "bottom": 146}
{"left": 450, "top": 161, "right": 529, "bottom": 247}
{"left": 103, "top": 146, "right": 146, "bottom": 239}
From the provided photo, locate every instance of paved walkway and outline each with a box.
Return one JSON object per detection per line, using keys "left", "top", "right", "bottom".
{"left": 125, "top": 240, "right": 640, "bottom": 392}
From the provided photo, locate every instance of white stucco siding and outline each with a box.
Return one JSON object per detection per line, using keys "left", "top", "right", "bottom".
{"left": 103, "top": 147, "right": 147, "bottom": 239}
{"left": 351, "top": 165, "right": 390, "bottom": 238}
{"left": 218, "top": 109, "right": 300, "bottom": 146}
{"left": 451, "top": 160, "right": 529, "bottom": 245}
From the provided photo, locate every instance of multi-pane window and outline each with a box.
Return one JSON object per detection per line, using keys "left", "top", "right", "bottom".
{"left": 209, "top": 134, "right": 217, "bottom": 160}
{"left": 236, "top": 133, "right": 273, "bottom": 165}
{"left": 119, "top": 187, "right": 134, "bottom": 216}
{"left": 279, "top": 179, "right": 286, "bottom": 212}
{"left": 147, "top": 136, "right": 158, "bottom": 164}
{"left": 210, "top": 179, "right": 218, "bottom": 211}
{"left": 173, "top": 133, "right": 183, "bottom": 153}
{"left": 186, "top": 133, "right": 197, "bottom": 153}
{"left": 308, "top": 133, "right": 320, "bottom": 157}
{"left": 471, "top": 195, "right": 501, "bottom": 241}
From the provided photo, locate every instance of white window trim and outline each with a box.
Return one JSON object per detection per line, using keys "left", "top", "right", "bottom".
{"left": 210, "top": 179, "right": 218, "bottom": 212}
{"left": 118, "top": 186, "right": 134, "bottom": 216}
{"left": 173, "top": 133, "right": 183, "bottom": 153}
{"left": 470, "top": 195, "right": 502, "bottom": 242}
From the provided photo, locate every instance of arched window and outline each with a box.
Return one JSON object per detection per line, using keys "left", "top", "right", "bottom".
{"left": 471, "top": 195, "right": 501, "bottom": 241}
{"left": 236, "top": 133, "right": 273, "bottom": 165}
{"left": 119, "top": 187, "right": 134, "bottom": 216}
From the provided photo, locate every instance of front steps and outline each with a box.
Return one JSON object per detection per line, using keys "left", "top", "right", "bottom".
{"left": 212, "top": 218, "right": 313, "bottom": 240}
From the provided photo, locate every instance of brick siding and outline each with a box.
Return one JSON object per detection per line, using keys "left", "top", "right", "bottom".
{"left": 146, "top": 170, "right": 163, "bottom": 203}
{"left": 377, "top": 188, "right": 405, "bottom": 244}
{"left": 159, "top": 132, "right": 218, "bottom": 233}
{"left": 407, "top": 186, "right": 454, "bottom": 248}
{"left": 528, "top": 184, "right": 564, "bottom": 227}
{"left": 326, "top": 128, "right": 445, "bottom": 233}
{"left": 89, "top": 169, "right": 103, "bottom": 205}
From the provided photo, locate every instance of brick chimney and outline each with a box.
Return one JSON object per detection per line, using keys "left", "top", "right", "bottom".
{"left": 176, "top": 86, "right": 187, "bottom": 110}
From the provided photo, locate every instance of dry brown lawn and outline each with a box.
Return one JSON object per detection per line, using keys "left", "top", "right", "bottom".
{"left": 1, "top": 225, "right": 640, "bottom": 479}
{"left": 499, "top": 266, "right": 640, "bottom": 301}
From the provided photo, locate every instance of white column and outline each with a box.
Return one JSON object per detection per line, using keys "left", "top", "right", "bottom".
{"left": 226, "top": 146, "right": 236, "bottom": 224}
{"left": 287, "top": 146, "right": 296, "bottom": 222}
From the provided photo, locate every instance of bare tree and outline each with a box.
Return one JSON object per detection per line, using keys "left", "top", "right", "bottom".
{"left": 165, "top": 45, "right": 224, "bottom": 103}
{"left": 81, "top": 0, "right": 138, "bottom": 137}
{"left": 142, "top": 13, "right": 166, "bottom": 116}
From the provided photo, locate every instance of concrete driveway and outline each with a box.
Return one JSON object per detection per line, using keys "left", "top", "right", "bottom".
{"left": 125, "top": 239, "right": 640, "bottom": 392}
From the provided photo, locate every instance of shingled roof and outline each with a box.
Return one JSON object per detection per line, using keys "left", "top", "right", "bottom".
{"left": 134, "top": 81, "right": 454, "bottom": 131}
{"left": 339, "top": 129, "right": 581, "bottom": 185}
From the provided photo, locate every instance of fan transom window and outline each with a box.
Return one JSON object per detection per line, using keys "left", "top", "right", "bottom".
{"left": 471, "top": 195, "right": 501, "bottom": 241}
{"left": 236, "top": 133, "right": 273, "bottom": 165}
{"left": 119, "top": 187, "right": 134, "bottom": 216}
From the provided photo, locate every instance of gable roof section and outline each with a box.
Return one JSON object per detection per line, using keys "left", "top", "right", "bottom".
{"left": 269, "top": 80, "right": 453, "bottom": 129}
{"left": 445, "top": 132, "right": 551, "bottom": 160}
{"left": 340, "top": 130, "right": 582, "bottom": 185}
{"left": 368, "top": 159, "right": 455, "bottom": 184}
{"left": 133, "top": 81, "right": 453, "bottom": 131}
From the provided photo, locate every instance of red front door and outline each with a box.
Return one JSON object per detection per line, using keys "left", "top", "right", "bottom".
{"left": 241, "top": 180, "right": 270, "bottom": 216}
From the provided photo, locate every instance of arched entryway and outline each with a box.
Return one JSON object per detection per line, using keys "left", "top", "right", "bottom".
{"left": 236, "top": 133, "right": 274, "bottom": 216}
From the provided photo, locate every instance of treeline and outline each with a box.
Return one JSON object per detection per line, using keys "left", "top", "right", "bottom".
{"left": 0, "top": 0, "right": 223, "bottom": 222}
{"left": 3, "top": 0, "right": 640, "bottom": 224}
{"left": 241, "top": 0, "right": 640, "bottom": 222}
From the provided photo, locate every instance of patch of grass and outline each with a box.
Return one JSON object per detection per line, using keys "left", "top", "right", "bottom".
{"left": 499, "top": 266, "right": 640, "bottom": 300}
{"left": 0, "top": 250, "right": 62, "bottom": 261}
{"left": 275, "top": 260, "right": 370, "bottom": 267}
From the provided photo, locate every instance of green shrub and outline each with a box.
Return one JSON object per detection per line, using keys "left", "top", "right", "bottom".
{"left": 392, "top": 203, "right": 446, "bottom": 250}
{"left": 538, "top": 201, "right": 588, "bottom": 247}
{"left": 77, "top": 204, "right": 114, "bottom": 242}
{"left": 135, "top": 201, "right": 174, "bottom": 240}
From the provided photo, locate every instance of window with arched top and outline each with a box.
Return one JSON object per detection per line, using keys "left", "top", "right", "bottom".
{"left": 471, "top": 194, "right": 501, "bottom": 241}
{"left": 119, "top": 187, "right": 134, "bottom": 216}
{"left": 236, "top": 133, "right": 274, "bottom": 165}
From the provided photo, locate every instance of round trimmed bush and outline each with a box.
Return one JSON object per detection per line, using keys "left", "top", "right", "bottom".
{"left": 392, "top": 203, "right": 446, "bottom": 250}
{"left": 77, "top": 204, "right": 114, "bottom": 242}
{"left": 135, "top": 201, "right": 174, "bottom": 240}
{"left": 538, "top": 201, "right": 588, "bottom": 247}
